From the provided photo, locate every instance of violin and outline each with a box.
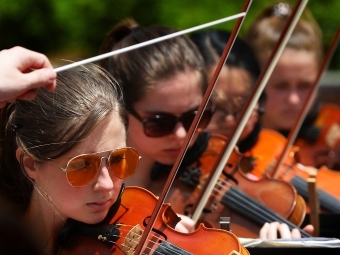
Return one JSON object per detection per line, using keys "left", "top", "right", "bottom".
{"left": 147, "top": 132, "right": 309, "bottom": 238}
{"left": 58, "top": 185, "right": 249, "bottom": 255}
{"left": 247, "top": 129, "right": 340, "bottom": 214}
{"left": 294, "top": 103, "right": 340, "bottom": 170}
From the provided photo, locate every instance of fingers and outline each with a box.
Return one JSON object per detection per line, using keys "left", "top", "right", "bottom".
{"left": 175, "top": 214, "right": 195, "bottom": 233}
{"left": 174, "top": 223, "right": 190, "bottom": 233}
{"left": 303, "top": 224, "right": 314, "bottom": 235}
{"left": 0, "top": 46, "right": 57, "bottom": 107}
{"left": 267, "top": 222, "right": 280, "bottom": 239}
{"left": 17, "top": 89, "right": 38, "bottom": 101}
{"left": 259, "top": 222, "right": 271, "bottom": 239}
{"left": 259, "top": 222, "right": 304, "bottom": 239}
{"left": 279, "top": 224, "right": 296, "bottom": 239}
{"left": 21, "top": 68, "right": 57, "bottom": 92}
{"left": 291, "top": 228, "right": 302, "bottom": 239}
{"left": 10, "top": 46, "right": 54, "bottom": 70}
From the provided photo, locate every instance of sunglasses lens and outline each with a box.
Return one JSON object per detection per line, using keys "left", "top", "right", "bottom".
{"left": 182, "top": 109, "right": 213, "bottom": 131}
{"left": 181, "top": 111, "right": 197, "bottom": 131}
{"left": 198, "top": 109, "right": 213, "bottom": 129}
{"left": 66, "top": 155, "right": 100, "bottom": 187}
{"left": 109, "top": 148, "right": 139, "bottom": 179}
{"left": 143, "top": 116, "right": 176, "bottom": 137}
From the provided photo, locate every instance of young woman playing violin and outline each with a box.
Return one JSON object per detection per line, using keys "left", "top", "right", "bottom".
{"left": 191, "top": 29, "right": 314, "bottom": 239}
{"left": 98, "top": 19, "right": 252, "bottom": 254}
{"left": 246, "top": 2, "right": 340, "bottom": 171}
{"left": 0, "top": 64, "right": 141, "bottom": 254}
{"left": 99, "top": 18, "right": 312, "bottom": 240}
{"left": 100, "top": 19, "right": 212, "bottom": 234}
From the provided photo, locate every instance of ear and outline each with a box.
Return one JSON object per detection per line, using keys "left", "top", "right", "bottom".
{"left": 16, "top": 147, "right": 38, "bottom": 180}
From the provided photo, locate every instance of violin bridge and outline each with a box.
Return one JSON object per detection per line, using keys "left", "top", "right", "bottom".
{"left": 121, "top": 224, "right": 143, "bottom": 255}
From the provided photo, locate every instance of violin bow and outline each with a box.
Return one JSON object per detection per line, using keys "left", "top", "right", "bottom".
{"left": 190, "top": 0, "right": 309, "bottom": 223}
{"left": 53, "top": 14, "right": 245, "bottom": 73}
{"left": 271, "top": 26, "right": 340, "bottom": 179}
{"left": 133, "top": 1, "right": 252, "bottom": 254}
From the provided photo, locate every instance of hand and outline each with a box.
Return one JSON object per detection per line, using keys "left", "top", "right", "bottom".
{"left": 259, "top": 222, "right": 314, "bottom": 239}
{"left": 0, "top": 46, "right": 57, "bottom": 108}
{"left": 174, "top": 214, "right": 196, "bottom": 233}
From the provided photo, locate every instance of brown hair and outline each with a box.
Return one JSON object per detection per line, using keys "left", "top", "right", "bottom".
{"left": 0, "top": 64, "right": 128, "bottom": 211}
{"left": 246, "top": 2, "right": 323, "bottom": 67}
{"left": 99, "top": 18, "right": 208, "bottom": 108}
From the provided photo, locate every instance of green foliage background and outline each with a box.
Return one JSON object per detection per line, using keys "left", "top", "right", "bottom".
{"left": 0, "top": 0, "right": 339, "bottom": 69}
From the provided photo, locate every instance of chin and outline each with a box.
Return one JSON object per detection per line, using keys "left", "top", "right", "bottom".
{"left": 278, "top": 123, "right": 294, "bottom": 131}
{"left": 81, "top": 210, "right": 111, "bottom": 225}
{"left": 158, "top": 157, "right": 177, "bottom": 166}
{"left": 87, "top": 213, "right": 109, "bottom": 225}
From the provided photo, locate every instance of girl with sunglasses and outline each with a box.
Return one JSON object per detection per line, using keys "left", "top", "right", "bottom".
{"left": 0, "top": 63, "right": 140, "bottom": 254}
{"left": 100, "top": 19, "right": 217, "bottom": 233}
{"left": 191, "top": 29, "right": 314, "bottom": 239}
{"left": 246, "top": 3, "right": 340, "bottom": 171}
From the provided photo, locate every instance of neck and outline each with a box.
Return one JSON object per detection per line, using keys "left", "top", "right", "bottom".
{"left": 22, "top": 186, "right": 65, "bottom": 255}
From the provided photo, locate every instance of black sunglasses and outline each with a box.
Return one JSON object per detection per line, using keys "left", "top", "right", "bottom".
{"left": 128, "top": 107, "right": 214, "bottom": 137}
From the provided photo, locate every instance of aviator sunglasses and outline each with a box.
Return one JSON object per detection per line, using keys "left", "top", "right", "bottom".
{"left": 128, "top": 107, "right": 214, "bottom": 137}
{"left": 47, "top": 147, "right": 140, "bottom": 187}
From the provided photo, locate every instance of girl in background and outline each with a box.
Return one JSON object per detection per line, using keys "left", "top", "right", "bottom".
{"left": 191, "top": 29, "right": 313, "bottom": 239}
{"left": 246, "top": 2, "right": 340, "bottom": 170}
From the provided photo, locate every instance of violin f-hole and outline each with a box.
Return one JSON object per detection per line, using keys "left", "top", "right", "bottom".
{"left": 143, "top": 216, "right": 167, "bottom": 242}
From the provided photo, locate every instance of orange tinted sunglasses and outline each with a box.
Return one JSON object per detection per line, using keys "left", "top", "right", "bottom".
{"left": 48, "top": 147, "right": 140, "bottom": 187}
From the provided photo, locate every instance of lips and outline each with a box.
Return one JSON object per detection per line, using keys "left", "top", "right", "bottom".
{"left": 164, "top": 147, "right": 182, "bottom": 155}
{"left": 86, "top": 199, "right": 112, "bottom": 210}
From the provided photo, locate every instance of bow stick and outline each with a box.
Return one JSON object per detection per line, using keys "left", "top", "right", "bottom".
{"left": 190, "top": 0, "right": 309, "bottom": 223}
{"left": 271, "top": 26, "right": 340, "bottom": 179}
{"left": 54, "top": 13, "right": 245, "bottom": 73}
{"left": 133, "top": 1, "right": 252, "bottom": 254}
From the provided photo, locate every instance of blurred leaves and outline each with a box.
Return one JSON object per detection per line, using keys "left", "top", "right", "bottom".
{"left": 0, "top": 0, "right": 339, "bottom": 69}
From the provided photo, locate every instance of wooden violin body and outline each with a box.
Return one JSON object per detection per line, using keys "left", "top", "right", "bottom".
{"left": 294, "top": 103, "right": 340, "bottom": 170}
{"left": 147, "top": 133, "right": 308, "bottom": 238}
{"left": 248, "top": 128, "right": 340, "bottom": 214}
{"left": 59, "top": 186, "right": 248, "bottom": 255}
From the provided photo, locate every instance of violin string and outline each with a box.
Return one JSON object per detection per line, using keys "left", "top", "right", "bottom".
{"left": 221, "top": 185, "right": 311, "bottom": 237}
{"left": 198, "top": 171, "right": 310, "bottom": 235}
{"left": 105, "top": 224, "right": 189, "bottom": 255}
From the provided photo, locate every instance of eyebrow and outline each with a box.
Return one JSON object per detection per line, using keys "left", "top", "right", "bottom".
{"left": 143, "top": 106, "right": 200, "bottom": 116}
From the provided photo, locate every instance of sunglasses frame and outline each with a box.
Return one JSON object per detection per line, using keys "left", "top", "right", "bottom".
{"left": 128, "top": 106, "right": 214, "bottom": 137}
{"left": 48, "top": 147, "right": 140, "bottom": 187}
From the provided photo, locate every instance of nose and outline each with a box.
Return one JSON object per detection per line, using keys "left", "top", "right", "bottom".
{"left": 92, "top": 157, "right": 114, "bottom": 191}
{"left": 287, "top": 89, "right": 301, "bottom": 105}
{"left": 224, "top": 113, "right": 236, "bottom": 125}
{"left": 172, "top": 122, "right": 187, "bottom": 139}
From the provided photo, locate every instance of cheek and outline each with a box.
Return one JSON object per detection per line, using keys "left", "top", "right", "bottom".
{"left": 112, "top": 178, "right": 123, "bottom": 201}
{"left": 264, "top": 91, "right": 281, "bottom": 110}
{"left": 35, "top": 163, "right": 79, "bottom": 199}
{"left": 35, "top": 163, "right": 68, "bottom": 190}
